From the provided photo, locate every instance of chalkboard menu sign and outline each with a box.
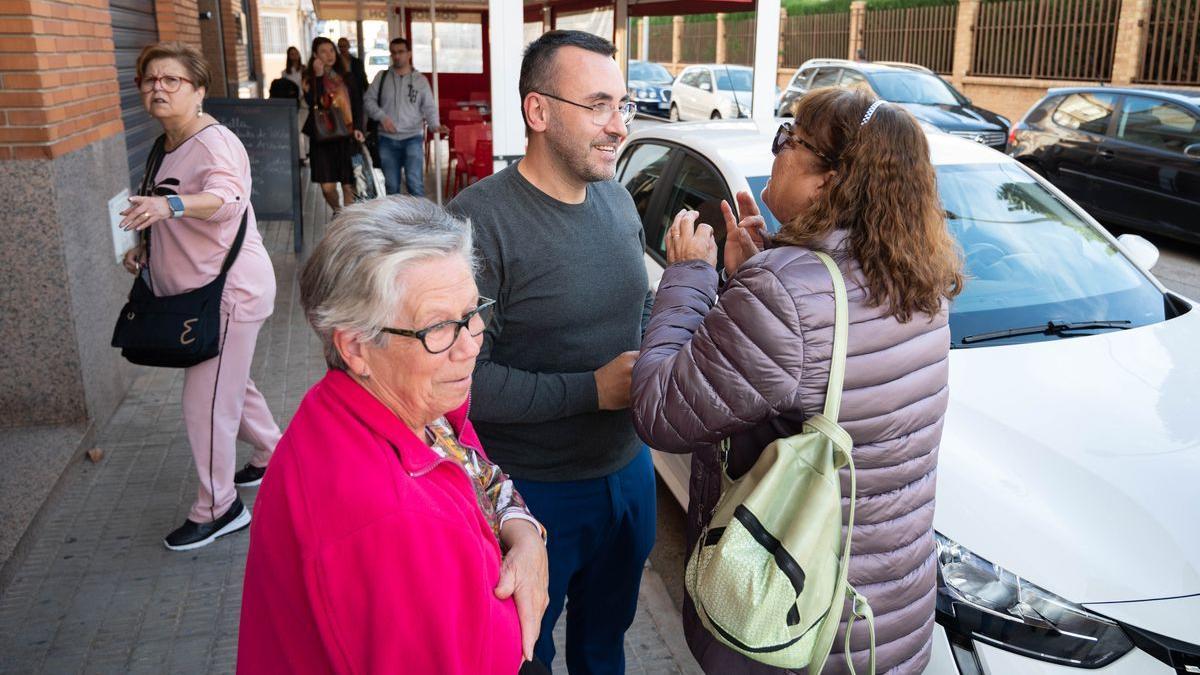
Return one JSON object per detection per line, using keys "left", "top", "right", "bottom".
{"left": 204, "top": 98, "right": 303, "bottom": 252}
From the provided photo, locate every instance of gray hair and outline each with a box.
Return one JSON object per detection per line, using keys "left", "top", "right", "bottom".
{"left": 299, "top": 197, "right": 476, "bottom": 371}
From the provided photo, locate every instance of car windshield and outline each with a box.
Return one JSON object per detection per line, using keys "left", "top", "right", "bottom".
{"left": 630, "top": 61, "right": 672, "bottom": 83}
{"left": 748, "top": 163, "right": 1166, "bottom": 346}
{"left": 871, "top": 72, "right": 960, "bottom": 106}
{"left": 938, "top": 163, "right": 1165, "bottom": 346}
{"left": 715, "top": 68, "right": 754, "bottom": 91}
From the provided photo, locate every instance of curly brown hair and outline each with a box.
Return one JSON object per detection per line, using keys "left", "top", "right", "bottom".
{"left": 777, "top": 88, "right": 963, "bottom": 322}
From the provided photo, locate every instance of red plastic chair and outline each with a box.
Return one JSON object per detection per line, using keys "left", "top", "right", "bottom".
{"left": 448, "top": 109, "right": 484, "bottom": 125}
{"left": 470, "top": 139, "right": 494, "bottom": 183}
{"left": 445, "top": 123, "right": 491, "bottom": 197}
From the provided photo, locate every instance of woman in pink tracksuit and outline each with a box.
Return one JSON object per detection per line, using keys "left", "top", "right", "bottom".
{"left": 238, "top": 198, "right": 549, "bottom": 674}
{"left": 120, "top": 41, "right": 280, "bottom": 551}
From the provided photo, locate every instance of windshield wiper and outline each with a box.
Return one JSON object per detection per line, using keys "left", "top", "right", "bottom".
{"left": 960, "top": 320, "right": 1132, "bottom": 345}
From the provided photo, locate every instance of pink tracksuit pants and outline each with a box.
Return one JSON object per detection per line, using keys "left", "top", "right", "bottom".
{"left": 182, "top": 315, "right": 281, "bottom": 523}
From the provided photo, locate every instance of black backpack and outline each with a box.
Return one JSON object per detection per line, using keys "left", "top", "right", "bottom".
{"left": 268, "top": 77, "right": 300, "bottom": 100}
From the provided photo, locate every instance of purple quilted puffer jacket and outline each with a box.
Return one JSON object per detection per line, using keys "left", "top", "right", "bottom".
{"left": 631, "top": 233, "right": 950, "bottom": 674}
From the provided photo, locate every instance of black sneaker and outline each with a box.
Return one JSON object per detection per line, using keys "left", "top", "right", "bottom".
{"left": 234, "top": 462, "right": 267, "bottom": 487}
{"left": 163, "top": 497, "right": 251, "bottom": 551}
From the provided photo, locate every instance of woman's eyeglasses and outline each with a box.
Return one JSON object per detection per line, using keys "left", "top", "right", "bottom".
{"left": 772, "top": 123, "right": 838, "bottom": 167}
{"left": 136, "top": 75, "right": 196, "bottom": 93}
{"left": 380, "top": 297, "right": 496, "bottom": 354}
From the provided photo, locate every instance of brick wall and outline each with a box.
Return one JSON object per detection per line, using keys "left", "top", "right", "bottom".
{"left": 0, "top": 0, "right": 122, "bottom": 160}
{"left": 155, "top": 0, "right": 202, "bottom": 49}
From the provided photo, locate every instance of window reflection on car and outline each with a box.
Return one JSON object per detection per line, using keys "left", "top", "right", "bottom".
{"left": 871, "top": 72, "right": 960, "bottom": 106}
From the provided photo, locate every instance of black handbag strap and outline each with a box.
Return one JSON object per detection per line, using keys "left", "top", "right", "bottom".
{"left": 219, "top": 208, "right": 249, "bottom": 277}
{"left": 139, "top": 134, "right": 167, "bottom": 198}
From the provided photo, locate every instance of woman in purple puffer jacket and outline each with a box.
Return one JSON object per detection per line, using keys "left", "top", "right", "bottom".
{"left": 631, "top": 88, "right": 964, "bottom": 674}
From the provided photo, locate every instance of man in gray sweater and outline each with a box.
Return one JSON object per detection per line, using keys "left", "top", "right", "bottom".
{"left": 364, "top": 37, "right": 444, "bottom": 196}
{"left": 448, "top": 31, "right": 653, "bottom": 674}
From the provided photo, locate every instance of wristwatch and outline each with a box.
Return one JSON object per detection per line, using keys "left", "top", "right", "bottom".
{"left": 166, "top": 195, "right": 185, "bottom": 218}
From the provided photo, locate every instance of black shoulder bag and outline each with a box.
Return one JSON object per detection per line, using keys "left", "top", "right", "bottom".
{"left": 365, "top": 69, "right": 389, "bottom": 166}
{"left": 110, "top": 133, "right": 249, "bottom": 368}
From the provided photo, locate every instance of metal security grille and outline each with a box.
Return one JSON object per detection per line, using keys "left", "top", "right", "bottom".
{"left": 1138, "top": 0, "right": 1200, "bottom": 85}
{"left": 972, "top": 0, "right": 1121, "bottom": 81}
{"left": 109, "top": 0, "right": 159, "bottom": 191}
{"left": 260, "top": 15, "right": 288, "bottom": 55}
{"left": 781, "top": 13, "right": 851, "bottom": 69}
{"left": 864, "top": 4, "right": 958, "bottom": 74}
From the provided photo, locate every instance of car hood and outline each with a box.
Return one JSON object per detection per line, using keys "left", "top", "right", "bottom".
{"left": 897, "top": 102, "right": 1004, "bottom": 130}
{"left": 936, "top": 304, "right": 1200, "bottom": 604}
{"left": 629, "top": 79, "right": 671, "bottom": 89}
{"left": 1083, "top": 594, "right": 1200, "bottom": 643}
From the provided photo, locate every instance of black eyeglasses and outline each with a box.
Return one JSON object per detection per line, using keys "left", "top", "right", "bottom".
{"left": 536, "top": 91, "right": 636, "bottom": 126}
{"left": 380, "top": 297, "right": 495, "bottom": 354}
{"left": 772, "top": 123, "right": 838, "bottom": 166}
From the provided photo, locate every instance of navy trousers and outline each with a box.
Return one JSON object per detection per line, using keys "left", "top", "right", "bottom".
{"left": 513, "top": 447, "right": 657, "bottom": 675}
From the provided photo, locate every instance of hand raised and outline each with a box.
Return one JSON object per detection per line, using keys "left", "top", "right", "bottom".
{"left": 665, "top": 209, "right": 717, "bottom": 268}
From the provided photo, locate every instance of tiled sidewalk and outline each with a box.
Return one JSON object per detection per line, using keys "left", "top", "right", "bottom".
{"left": 0, "top": 215, "right": 700, "bottom": 675}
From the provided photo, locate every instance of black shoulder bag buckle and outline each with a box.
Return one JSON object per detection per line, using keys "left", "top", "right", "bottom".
{"left": 110, "top": 133, "right": 249, "bottom": 368}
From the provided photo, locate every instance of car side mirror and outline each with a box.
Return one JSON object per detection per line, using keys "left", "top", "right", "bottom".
{"left": 1118, "top": 233, "right": 1159, "bottom": 271}
{"left": 699, "top": 82, "right": 712, "bottom": 92}
{"left": 1185, "top": 143, "right": 1200, "bottom": 159}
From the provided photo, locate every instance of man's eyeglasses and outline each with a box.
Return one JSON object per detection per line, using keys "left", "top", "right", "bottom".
{"left": 772, "top": 123, "right": 838, "bottom": 167}
{"left": 380, "top": 297, "right": 496, "bottom": 354}
{"left": 136, "top": 75, "right": 196, "bottom": 93}
{"left": 536, "top": 92, "right": 636, "bottom": 127}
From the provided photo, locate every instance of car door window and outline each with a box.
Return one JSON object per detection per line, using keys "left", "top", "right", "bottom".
{"left": 809, "top": 67, "right": 841, "bottom": 91}
{"left": 839, "top": 69, "right": 871, "bottom": 93}
{"left": 701, "top": 71, "right": 715, "bottom": 91}
{"left": 1115, "top": 96, "right": 1200, "bottom": 154}
{"left": 618, "top": 143, "right": 672, "bottom": 229}
{"left": 1051, "top": 92, "right": 1116, "bottom": 135}
{"left": 656, "top": 154, "right": 731, "bottom": 266}
{"left": 680, "top": 70, "right": 697, "bottom": 87}
{"left": 792, "top": 68, "right": 814, "bottom": 89}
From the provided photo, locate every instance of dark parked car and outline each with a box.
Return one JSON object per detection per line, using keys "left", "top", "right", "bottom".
{"left": 777, "top": 59, "right": 1010, "bottom": 151}
{"left": 1009, "top": 87, "right": 1200, "bottom": 243}
{"left": 627, "top": 60, "right": 673, "bottom": 117}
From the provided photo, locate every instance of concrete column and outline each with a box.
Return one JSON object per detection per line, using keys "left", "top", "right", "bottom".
{"left": 672, "top": 15, "right": 683, "bottom": 66}
{"left": 848, "top": 0, "right": 867, "bottom": 60}
{"left": 951, "top": 0, "right": 980, "bottom": 88}
{"left": 751, "top": 0, "right": 781, "bottom": 123}
{"left": 489, "top": 0, "right": 525, "bottom": 172}
{"left": 716, "top": 13, "right": 727, "bottom": 63}
{"left": 640, "top": 16, "right": 650, "bottom": 61}
{"left": 1111, "top": 0, "right": 1151, "bottom": 84}
{"left": 778, "top": 8, "right": 789, "bottom": 87}
{"left": 615, "top": 0, "right": 628, "bottom": 77}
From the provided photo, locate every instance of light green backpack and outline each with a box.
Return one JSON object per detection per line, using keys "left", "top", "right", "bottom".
{"left": 685, "top": 252, "right": 876, "bottom": 674}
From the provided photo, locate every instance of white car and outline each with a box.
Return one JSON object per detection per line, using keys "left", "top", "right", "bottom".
{"left": 364, "top": 49, "right": 390, "bottom": 83}
{"left": 669, "top": 64, "right": 755, "bottom": 121}
{"left": 617, "top": 119, "right": 1200, "bottom": 675}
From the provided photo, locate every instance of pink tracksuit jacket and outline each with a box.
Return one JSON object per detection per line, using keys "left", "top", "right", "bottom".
{"left": 238, "top": 370, "right": 523, "bottom": 674}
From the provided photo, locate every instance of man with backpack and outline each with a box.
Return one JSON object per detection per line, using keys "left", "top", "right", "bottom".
{"left": 364, "top": 37, "right": 446, "bottom": 197}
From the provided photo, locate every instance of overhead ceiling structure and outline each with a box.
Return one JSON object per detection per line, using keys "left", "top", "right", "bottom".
{"left": 312, "top": 0, "right": 753, "bottom": 22}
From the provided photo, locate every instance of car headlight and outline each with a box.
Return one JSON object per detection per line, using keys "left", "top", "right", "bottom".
{"left": 997, "top": 115, "right": 1011, "bottom": 127}
{"left": 632, "top": 88, "right": 655, "bottom": 101}
{"left": 935, "top": 532, "right": 1134, "bottom": 668}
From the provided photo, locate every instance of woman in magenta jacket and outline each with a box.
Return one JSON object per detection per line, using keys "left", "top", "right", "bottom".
{"left": 238, "top": 198, "right": 548, "bottom": 674}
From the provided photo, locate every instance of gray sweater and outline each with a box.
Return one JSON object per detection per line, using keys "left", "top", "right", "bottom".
{"left": 364, "top": 68, "right": 439, "bottom": 141}
{"left": 448, "top": 163, "right": 653, "bottom": 481}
